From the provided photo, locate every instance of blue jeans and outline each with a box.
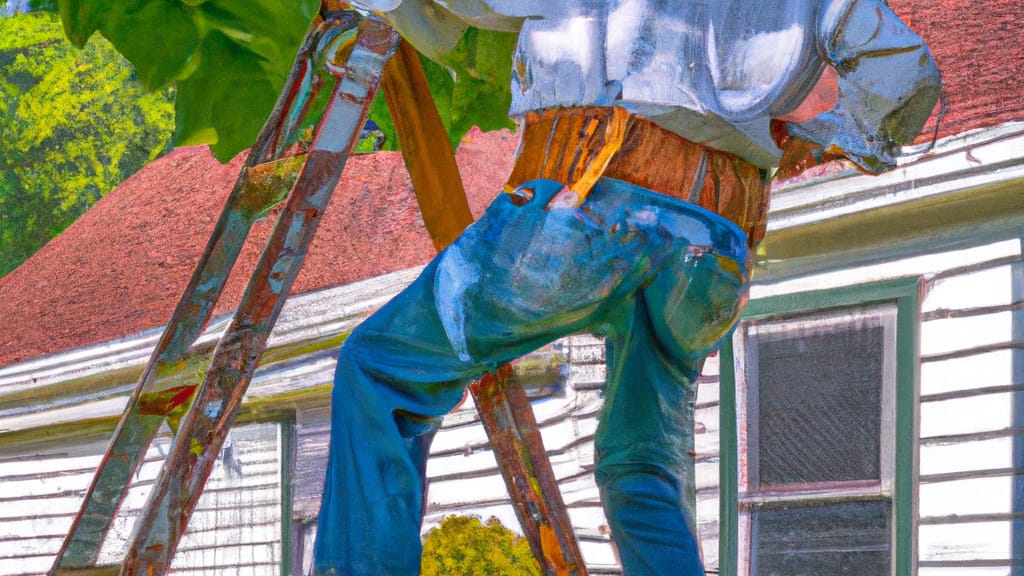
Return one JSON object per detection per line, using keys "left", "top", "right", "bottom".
{"left": 313, "top": 178, "right": 750, "bottom": 575}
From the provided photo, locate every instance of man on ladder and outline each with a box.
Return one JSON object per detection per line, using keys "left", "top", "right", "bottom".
{"left": 314, "top": 1, "right": 941, "bottom": 575}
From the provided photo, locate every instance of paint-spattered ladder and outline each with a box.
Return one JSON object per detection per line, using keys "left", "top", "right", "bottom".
{"left": 49, "top": 6, "right": 586, "bottom": 576}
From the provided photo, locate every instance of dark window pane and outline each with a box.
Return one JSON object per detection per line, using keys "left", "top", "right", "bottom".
{"left": 751, "top": 499, "right": 891, "bottom": 576}
{"left": 755, "top": 324, "right": 884, "bottom": 486}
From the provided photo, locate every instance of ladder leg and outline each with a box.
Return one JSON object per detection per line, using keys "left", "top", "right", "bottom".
{"left": 471, "top": 372, "right": 588, "bottom": 576}
{"left": 380, "top": 40, "right": 474, "bottom": 251}
{"left": 49, "top": 10, "right": 358, "bottom": 575}
{"left": 382, "top": 43, "right": 588, "bottom": 576}
{"left": 121, "top": 16, "right": 401, "bottom": 575}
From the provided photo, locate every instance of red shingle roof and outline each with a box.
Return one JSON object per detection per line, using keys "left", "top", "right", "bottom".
{"left": 892, "top": 0, "right": 1024, "bottom": 140}
{"left": 0, "top": 128, "right": 517, "bottom": 366}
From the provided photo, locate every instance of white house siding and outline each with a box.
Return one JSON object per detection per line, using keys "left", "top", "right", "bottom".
{"left": 165, "top": 422, "right": 284, "bottom": 576}
{"left": 917, "top": 248, "right": 1023, "bottom": 573}
{"left": 0, "top": 422, "right": 282, "bottom": 576}
{"left": 0, "top": 435, "right": 108, "bottom": 576}
{"left": 751, "top": 238, "right": 1024, "bottom": 574}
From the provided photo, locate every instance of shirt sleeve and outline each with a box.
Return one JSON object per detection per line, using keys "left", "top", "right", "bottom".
{"left": 787, "top": 0, "right": 941, "bottom": 173}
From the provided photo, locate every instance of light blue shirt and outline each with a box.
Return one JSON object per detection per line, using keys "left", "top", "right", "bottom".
{"left": 354, "top": 0, "right": 940, "bottom": 171}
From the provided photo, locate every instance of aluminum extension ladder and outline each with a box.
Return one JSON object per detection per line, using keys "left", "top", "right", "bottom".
{"left": 49, "top": 6, "right": 585, "bottom": 576}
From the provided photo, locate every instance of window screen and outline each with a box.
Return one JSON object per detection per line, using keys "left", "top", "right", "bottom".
{"left": 753, "top": 324, "right": 885, "bottom": 487}
{"left": 751, "top": 499, "right": 891, "bottom": 576}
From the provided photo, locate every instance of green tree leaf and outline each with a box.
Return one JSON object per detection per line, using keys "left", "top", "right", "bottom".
{"left": 369, "top": 27, "right": 516, "bottom": 152}
{"left": 444, "top": 27, "right": 517, "bottom": 138}
{"left": 56, "top": 0, "right": 318, "bottom": 160}
{"left": 173, "top": 29, "right": 279, "bottom": 159}
{"left": 80, "top": 0, "right": 200, "bottom": 88}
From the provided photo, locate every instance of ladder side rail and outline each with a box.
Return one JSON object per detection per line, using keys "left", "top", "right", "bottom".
{"left": 49, "top": 11, "right": 354, "bottom": 572}
{"left": 381, "top": 42, "right": 588, "bottom": 576}
{"left": 470, "top": 375, "right": 588, "bottom": 576}
{"left": 120, "top": 17, "right": 402, "bottom": 575}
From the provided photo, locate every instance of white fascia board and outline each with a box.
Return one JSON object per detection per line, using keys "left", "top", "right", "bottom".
{"left": 0, "top": 267, "right": 422, "bottom": 435}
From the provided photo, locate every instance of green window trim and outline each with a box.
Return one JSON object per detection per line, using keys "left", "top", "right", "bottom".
{"left": 719, "top": 277, "right": 921, "bottom": 576}
{"left": 281, "top": 416, "right": 297, "bottom": 576}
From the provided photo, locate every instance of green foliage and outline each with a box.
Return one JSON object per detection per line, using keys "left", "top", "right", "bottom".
{"left": 54, "top": 2, "right": 516, "bottom": 159}
{"left": 443, "top": 27, "right": 517, "bottom": 138}
{"left": 420, "top": 515, "right": 542, "bottom": 576}
{"left": 370, "top": 27, "right": 517, "bottom": 152}
{"left": 57, "top": 0, "right": 319, "bottom": 160}
{"left": 0, "top": 11, "right": 174, "bottom": 276}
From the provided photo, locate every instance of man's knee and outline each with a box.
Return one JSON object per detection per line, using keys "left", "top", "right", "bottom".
{"left": 597, "top": 464, "right": 683, "bottom": 510}
{"left": 596, "top": 465, "right": 703, "bottom": 572}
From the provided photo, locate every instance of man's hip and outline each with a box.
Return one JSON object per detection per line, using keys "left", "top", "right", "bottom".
{"left": 507, "top": 106, "right": 771, "bottom": 248}
{"left": 434, "top": 176, "right": 749, "bottom": 366}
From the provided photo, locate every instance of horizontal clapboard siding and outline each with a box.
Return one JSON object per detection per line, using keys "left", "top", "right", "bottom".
{"left": 916, "top": 249, "right": 1023, "bottom": 571}
{"left": 0, "top": 437, "right": 106, "bottom": 576}
{"left": 696, "top": 365, "right": 724, "bottom": 573}
{"left": 0, "top": 423, "right": 282, "bottom": 576}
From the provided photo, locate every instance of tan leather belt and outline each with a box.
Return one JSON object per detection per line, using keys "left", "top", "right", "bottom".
{"left": 505, "top": 106, "right": 771, "bottom": 247}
